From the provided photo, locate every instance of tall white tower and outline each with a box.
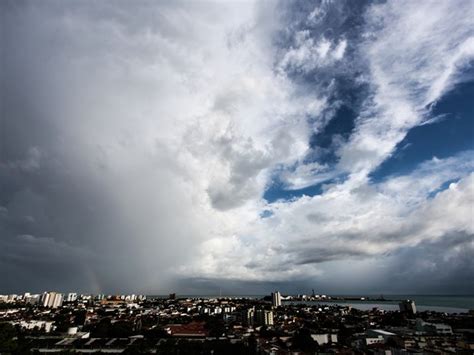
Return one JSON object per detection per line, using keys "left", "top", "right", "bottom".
{"left": 271, "top": 291, "right": 282, "bottom": 307}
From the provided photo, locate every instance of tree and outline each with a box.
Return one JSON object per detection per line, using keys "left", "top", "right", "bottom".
{"left": 291, "top": 328, "right": 319, "bottom": 353}
{"left": 0, "top": 322, "right": 18, "bottom": 353}
{"left": 205, "top": 317, "right": 226, "bottom": 338}
{"left": 144, "top": 326, "right": 169, "bottom": 340}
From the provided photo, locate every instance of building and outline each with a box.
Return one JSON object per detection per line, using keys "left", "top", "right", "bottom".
{"left": 242, "top": 308, "right": 255, "bottom": 326}
{"left": 25, "top": 294, "right": 40, "bottom": 305}
{"left": 311, "top": 333, "right": 338, "bottom": 345}
{"left": 367, "top": 329, "right": 396, "bottom": 341}
{"left": 12, "top": 320, "right": 54, "bottom": 333}
{"left": 41, "top": 292, "right": 63, "bottom": 308}
{"left": 399, "top": 299, "right": 416, "bottom": 314}
{"left": 165, "top": 322, "right": 209, "bottom": 337}
{"left": 255, "top": 309, "right": 274, "bottom": 326}
{"left": 66, "top": 293, "right": 77, "bottom": 302}
{"left": 416, "top": 319, "right": 453, "bottom": 334}
{"left": 271, "top": 291, "right": 282, "bottom": 307}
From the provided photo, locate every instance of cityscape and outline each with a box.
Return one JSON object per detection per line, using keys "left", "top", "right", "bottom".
{"left": 1, "top": 291, "right": 473, "bottom": 353}
{"left": 2, "top": 0, "right": 474, "bottom": 354}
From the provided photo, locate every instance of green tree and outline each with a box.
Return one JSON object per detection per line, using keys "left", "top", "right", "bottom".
{"left": 291, "top": 328, "right": 319, "bottom": 353}
{"left": 0, "top": 322, "right": 18, "bottom": 353}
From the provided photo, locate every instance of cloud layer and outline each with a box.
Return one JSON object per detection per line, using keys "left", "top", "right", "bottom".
{"left": 1, "top": 0, "right": 473, "bottom": 294}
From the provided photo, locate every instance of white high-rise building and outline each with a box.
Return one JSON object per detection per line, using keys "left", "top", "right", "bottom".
{"left": 242, "top": 308, "right": 255, "bottom": 326}
{"left": 42, "top": 292, "right": 63, "bottom": 308}
{"left": 67, "top": 293, "right": 77, "bottom": 302}
{"left": 40, "top": 292, "right": 49, "bottom": 306}
{"left": 255, "top": 309, "right": 274, "bottom": 326}
{"left": 271, "top": 291, "right": 282, "bottom": 307}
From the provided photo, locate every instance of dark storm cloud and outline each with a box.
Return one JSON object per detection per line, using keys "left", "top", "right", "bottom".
{"left": 1, "top": 0, "right": 320, "bottom": 294}
{"left": 181, "top": 233, "right": 474, "bottom": 295}
{"left": 294, "top": 247, "right": 370, "bottom": 265}
{"left": 383, "top": 233, "right": 474, "bottom": 293}
{"left": 0, "top": 0, "right": 230, "bottom": 293}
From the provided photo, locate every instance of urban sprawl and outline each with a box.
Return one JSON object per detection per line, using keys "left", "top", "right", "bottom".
{"left": 0, "top": 291, "right": 473, "bottom": 354}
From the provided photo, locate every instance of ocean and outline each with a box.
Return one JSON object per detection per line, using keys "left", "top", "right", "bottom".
{"left": 286, "top": 295, "right": 474, "bottom": 314}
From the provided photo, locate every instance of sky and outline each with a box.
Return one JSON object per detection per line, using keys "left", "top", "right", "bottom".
{"left": 1, "top": 0, "right": 473, "bottom": 295}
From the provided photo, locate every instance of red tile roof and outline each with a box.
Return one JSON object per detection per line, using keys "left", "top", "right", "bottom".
{"left": 165, "top": 322, "right": 209, "bottom": 337}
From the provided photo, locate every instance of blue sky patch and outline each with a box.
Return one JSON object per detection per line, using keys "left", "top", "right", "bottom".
{"left": 264, "top": 181, "right": 325, "bottom": 203}
{"left": 259, "top": 210, "right": 274, "bottom": 218}
{"left": 427, "top": 178, "right": 461, "bottom": 199}
{"left": 371, "top": 80, "right": 474, "bottom": 181}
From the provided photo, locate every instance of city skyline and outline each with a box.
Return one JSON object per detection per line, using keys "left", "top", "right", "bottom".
{"left": 1, "top": 0, "right": 473, "bottom": 295}
{"left": 2, "top": 291, "right": 471, "bottom": 353}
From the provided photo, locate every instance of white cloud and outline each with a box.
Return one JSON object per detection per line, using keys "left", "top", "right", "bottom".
{"left": 184, "top": 152, "right": 474, "bottom": 281}
{"left": 338, "top": 0, "right": 474, "bottom": 175}
{"left": 1, "top": 0, "right": 323, "bottom": 291}
{"left": 332, "top": 39, "right": 347, "bottom": 60}
{"left": 278, "top": 30, "right": 347, "bottom": 73}
{"left": 279, "top": 161, "right": 334, "bottom": 191}
{"left": 1, "top": 0, "right": 472, "bottom": 292}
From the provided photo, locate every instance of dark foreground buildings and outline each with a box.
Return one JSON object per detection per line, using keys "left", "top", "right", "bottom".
{"left": 1, "top": 292, "right": 473, "bottom": 354}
